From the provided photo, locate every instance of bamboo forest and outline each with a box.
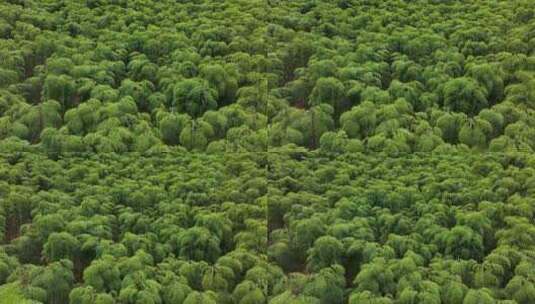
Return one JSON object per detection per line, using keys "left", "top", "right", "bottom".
{"left": 1, "top": 0, "right": 535, "bottom": 303}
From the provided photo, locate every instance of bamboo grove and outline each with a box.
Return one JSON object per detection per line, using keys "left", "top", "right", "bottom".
{"left": 1, "top": 0, "right": 535, "bottom": 303}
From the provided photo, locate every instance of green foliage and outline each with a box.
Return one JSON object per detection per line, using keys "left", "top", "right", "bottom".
{"left": 171, "top": 79, "right": 218, "bottom": 118}
{"left": 442, "top": 77, "right": 488, "bottom": 116}
{"left": 268, "top": 152, "right": 535, "bottom": 303}
{"left": 306, "top": 236, "right": 344, "bottom": 271}
{"left": 2, "top": 0, "right": 535, "bottom": 303}
{"left": 43, "top": 232, "right": 80, "bottom": 262}
{"left": 0, "top": 153, "right": 269, "bottom": 303}
{"left": 0, "top": 283, "right": 36, "bottom": 304}
{"left": 1, "top": 0, "right": 534, "bottom": 153}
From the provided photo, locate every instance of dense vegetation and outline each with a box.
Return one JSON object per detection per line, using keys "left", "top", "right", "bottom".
{"left": 1, "top": 0, "right": 535, "bottom": 153}
{"left": 268, "top": 152, "right": 535, "bottom": 304}
{"left": 3, "top": 152, "right": 535, "bottom": 304}
{"left": 2, "top": 0, "right": 535, "bottom": 303}
{"left": 0, "top": 153, "right": 267, "bottom": 304}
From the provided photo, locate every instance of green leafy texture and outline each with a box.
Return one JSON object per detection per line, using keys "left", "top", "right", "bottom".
{"left": 442, "top": 77, "right": 488, "bottom": 116}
